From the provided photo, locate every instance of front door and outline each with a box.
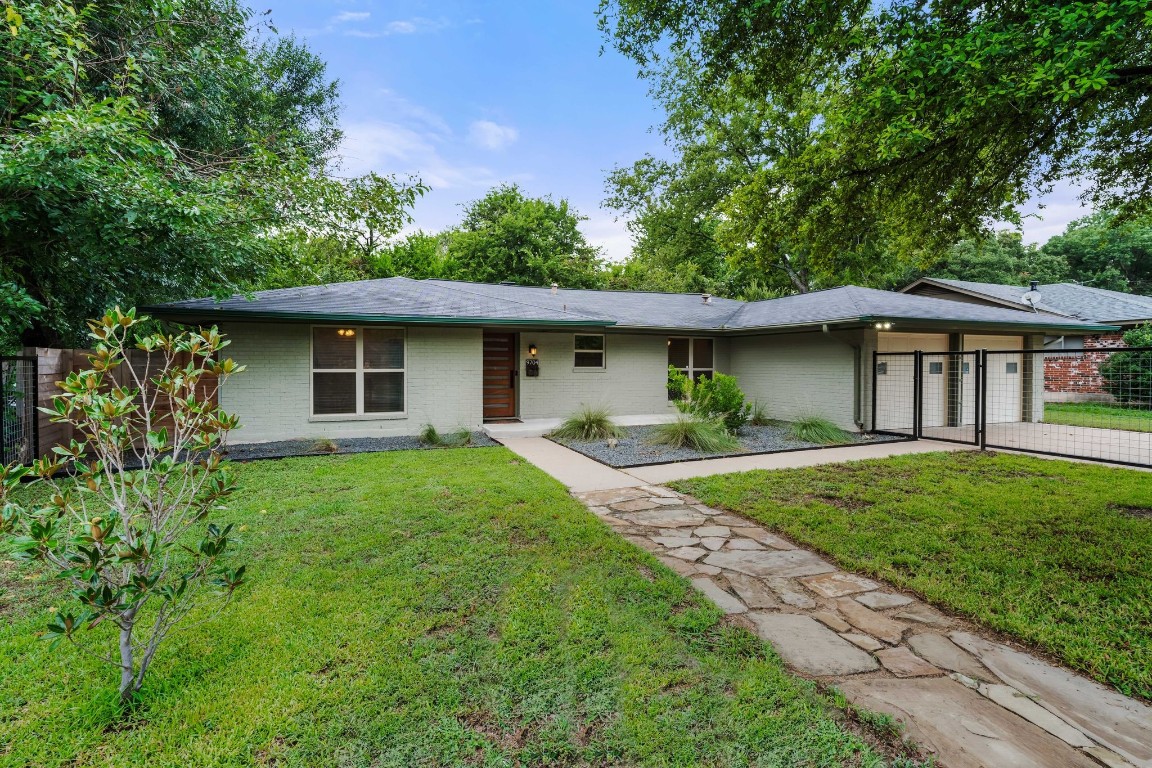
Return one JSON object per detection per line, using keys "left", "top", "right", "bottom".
{"left": 482, "top": 331, "right": 518, "bottom": 419}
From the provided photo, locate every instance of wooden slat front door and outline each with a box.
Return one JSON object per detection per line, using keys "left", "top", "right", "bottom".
{"left": 482, "top": 332, "right": 517, "bottom": 419}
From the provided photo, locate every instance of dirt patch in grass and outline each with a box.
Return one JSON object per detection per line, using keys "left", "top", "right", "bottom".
{"left": 1110, "top": 503, "right": 1152, "bottom": 520}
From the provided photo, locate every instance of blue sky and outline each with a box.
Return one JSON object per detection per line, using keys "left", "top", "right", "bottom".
{"left": 266, "top": 1, "right": 1087, "bottom": 261}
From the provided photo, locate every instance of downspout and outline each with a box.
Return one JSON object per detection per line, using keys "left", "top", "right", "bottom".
{"left": 823, "top": 324, "right": 865, "bottom": 430}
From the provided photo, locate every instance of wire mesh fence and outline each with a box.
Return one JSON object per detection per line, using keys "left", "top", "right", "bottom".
{"left": 1, "top": 355, "right": 38, "bottom": 466}
{"left": 873, "top": 347, "right": 1152, "bottom": 467}
{"left": 985, "top": 347, "right": 1152, "bottom": 467}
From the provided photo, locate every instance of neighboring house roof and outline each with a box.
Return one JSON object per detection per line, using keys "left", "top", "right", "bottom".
{"left": 147, "top": 277, "right": 1118, "bottom": 334}
{"left": 904, "top": 277, "right": 1152, "bottom": 325}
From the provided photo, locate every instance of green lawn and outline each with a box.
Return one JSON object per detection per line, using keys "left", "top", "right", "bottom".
{"left": 1045, "top": 401, "right": 1152, "bottom": 432}
{"left": 673, "top": 451, "right": 1152, "bottom": 701}
{"left": 0, "top": 449, "right": 907, "bottom": 767}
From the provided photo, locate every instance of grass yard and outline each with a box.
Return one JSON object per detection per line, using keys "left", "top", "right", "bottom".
{"left": 1045, "top": 402, "right": 1152, "bottom": 433}
{"left": 0, "top": 449, "right": 906, "bottom": 767}
{"left": 673, "top": 451, "right": 1152, "bottom": 701}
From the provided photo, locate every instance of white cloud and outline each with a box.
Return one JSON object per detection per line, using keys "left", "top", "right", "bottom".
{"left": 468, "top": 120, "right": 520, "bottom": 151}
{"left": 1018, "top": 179, "right": 1091, "bottom": 245}
{"left": 340, "top": 121, "right": 503, "bottom": 191}
{"left": 385, "top": 20, "right": 417, "bottom": 34}
{"left": 333, "top": 11, "right": 370, "bottom": 23}
{"left": 580, "top": 212, "right": 635, "bottom": 263}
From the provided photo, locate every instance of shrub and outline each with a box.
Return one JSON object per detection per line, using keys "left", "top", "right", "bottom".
{"left": 0, "top": 308, "right": 246, "bottom": 706}
{"left": 789, "top": 416, "right": 854, "bottom": 445}
{"left": 1100, "top": 324, "right": 1152, "bottom": 407}
{"left": 419, "top": 424, "right": 474, "bottom": 447}
{"left": 310, "top": 437, "right": 339, "bottom": 454}
{"left": 667, "top": 367, "right": 751, "bottom": 431}
{"left": 650, "top": 415, "right": 741, "bottom": 453}
{"left": 551, "top": 406, "right": 625, "bottom": 441}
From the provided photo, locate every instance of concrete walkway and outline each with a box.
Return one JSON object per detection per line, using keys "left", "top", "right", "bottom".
{"left": 500, "top": 437, "right": 1152, "bottom": 767}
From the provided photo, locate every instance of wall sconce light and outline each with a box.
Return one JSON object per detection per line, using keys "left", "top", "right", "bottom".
{"left": 337, "top": 328, "right": 356, "bottom": 337}
{"left": 873, "top": 322, "right": 893, "bottom": 331}
{"left": 528, "top": 343, "right": 538, "bottom": 357}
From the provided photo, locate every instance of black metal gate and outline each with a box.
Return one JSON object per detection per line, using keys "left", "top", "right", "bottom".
{"left": 1, "top": 355, "right": 38, "bottom": 466}
{"left": 873, "top": 347, "right": 1152, "bottom": 468}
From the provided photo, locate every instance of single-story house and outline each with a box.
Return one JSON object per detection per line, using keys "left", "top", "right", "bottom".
{"left": 147, "top": 278, "right": 1116, "bottom": 442}
{"left": 902, "top": 278, "right": 1152, "bottom": 402}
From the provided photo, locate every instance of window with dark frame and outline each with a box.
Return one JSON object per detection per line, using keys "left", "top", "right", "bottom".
{"left": 574, "top": 334, "right": 605, "bottom": 368}
{"left": 667, "top": 337, "right": 715, "bottom": 398}
{"left": 312, "top": 327, "right": 405, "bottom": 416}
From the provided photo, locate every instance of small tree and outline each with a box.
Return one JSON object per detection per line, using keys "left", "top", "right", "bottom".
{"left": 0, "top": 308, "right": 247, "bottom": 705}
{"left": 1099, "top": 324, "right": 1152, "bottom": 408}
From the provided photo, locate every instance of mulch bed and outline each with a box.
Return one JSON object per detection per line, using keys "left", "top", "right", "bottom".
{"left": 550, "top": 423, "right": 907, "bottom": 468}
{"left": 224, "top": 433, "right": 499, "bottom": 462}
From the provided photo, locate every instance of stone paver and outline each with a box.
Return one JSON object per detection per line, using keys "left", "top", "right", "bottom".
{"left": 839, "top": 678, "right": 1100, "bottom": 768}
{"left": 800, "top": 571, "right": 881, "bottom": 598}
{"left": 906, "top": 633, "right": 992, "bottom": 681}
{"left": 749, "top": 613, "right": 879, "bottom": 676}
{"left": 854, "top": 591, "right": 914, "bottom": 609}
{"left": 874, "top": 647, "right": 943, "bottom": 678}
{"left": 691, "top": 578, "right": 747, "bottom": 614}
{"left": 951, "top": 632, "right": 1152, "bottom": 767}
{"left": 568, "top": 481, "right": 1149, "bottom": 768}
{"left": 836, "top": 597, "right": 908, "bottom": 645}
{"left": 703, "top": 548, "right": 837, "bottom": 579}
{"left": 724, "top": 572, "right": 779, "bottom": 609}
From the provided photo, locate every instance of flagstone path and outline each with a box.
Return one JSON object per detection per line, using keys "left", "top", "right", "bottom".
{"left": 575, "top": 484, "right": 1152, "bottom": 768}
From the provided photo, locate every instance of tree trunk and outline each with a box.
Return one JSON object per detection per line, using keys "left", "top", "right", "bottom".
{"left": 118, "top": 624, "right": 135, "bottom": 704}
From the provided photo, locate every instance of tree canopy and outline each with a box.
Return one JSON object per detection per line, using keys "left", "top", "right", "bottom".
{"left": 599, "top": 0, "right": 1152, "bottom": 281}
{"left": 1041, "top": 211, "right": 1152, "bottom": 293}
{"left": 0, "top": 0, "right": 387, "bottom": 346}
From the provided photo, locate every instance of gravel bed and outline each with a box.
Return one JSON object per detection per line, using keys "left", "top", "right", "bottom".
{"left": 550, "top": 423, "right": 907, "bottom": 468}
{"left": 223, "top": 432, "right": 499, "bottom": 462}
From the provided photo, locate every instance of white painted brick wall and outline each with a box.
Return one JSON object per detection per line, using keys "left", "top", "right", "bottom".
{"left": 730, "top": 332, "right": 860, "bottom": 430}
{"left": 218, "top": 323, "right": 483, "bottom": 443}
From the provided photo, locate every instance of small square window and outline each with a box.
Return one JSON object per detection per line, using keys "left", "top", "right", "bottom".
{"left": 928, "top": 362, "right": 944, "bottom": 374}
{"left": 574, "top": 334, "right": 605, "bottom": 368}
{"left": 877, "top": 362, "right": 888, "bottom": 375}
{"left": 962, "top": 362, "right": 971, "bottom": 374}
{"left": 1006, "top": 361, "right": 1019, "bottom": 374}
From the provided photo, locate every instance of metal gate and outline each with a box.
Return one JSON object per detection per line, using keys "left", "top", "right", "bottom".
{"left": 874, "top": 348, "right": 1152, "bottom": 468}
{"left": 873, "top": 351, "right": 981, "bottom": 447}
{"left": 1, "top": 355, "right": 38, "bottom": 465}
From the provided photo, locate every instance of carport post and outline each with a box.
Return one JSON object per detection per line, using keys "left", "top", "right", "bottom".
{"left": 870, "top": 351, "right": 879, "bottom": 431}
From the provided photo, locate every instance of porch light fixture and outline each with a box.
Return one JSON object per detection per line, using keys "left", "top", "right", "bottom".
{"left": 528, "top": 343, "right": 538, "bottom": 357}
{"left": 874, "top": 322, "right": 893, "bottom": 330}
{"left": 337, "top": 328, "right": 356, "bottom": 337}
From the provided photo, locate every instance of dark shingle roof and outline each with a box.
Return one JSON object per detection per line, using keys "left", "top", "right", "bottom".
{"left": 148, "top": 277, "right": 1117, "bottom": 333}
{"left": 908, "top": 278, "right": 1152, "bottom": 324}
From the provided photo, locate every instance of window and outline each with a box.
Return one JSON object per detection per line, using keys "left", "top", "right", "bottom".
{"left": 574, "top": 334, "right": 605, "bottom": 368}
{"left": 877, "top": 362, "right": 888, "bottom": 375}
{"left": 928, "top": 362, "right": 944, "bottom": 375}
{"left": 1005, "top": 361, "right": 1019, "bottom": 374}
{"left": 668, "top": 337, "right": 715, "bottom": 398}
{"left": 312, "top": 327, "right": 405, "bottom": 416}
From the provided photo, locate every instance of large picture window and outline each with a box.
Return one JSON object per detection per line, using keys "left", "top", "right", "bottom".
{"left": 574, "top": 334, "right": 605, "bottom": 368}
{"left": 312, "top": 327, "right": 405, "bottom": 416}
{"left": 668, "top": 337, "right": 714, "bottom": 398}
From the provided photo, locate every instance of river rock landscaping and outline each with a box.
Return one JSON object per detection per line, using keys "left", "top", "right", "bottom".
{"left": 224, "top": 432, "right": 499, "bottom": 461}
{"left": 549, "top": 422, "right": 905, "bottom": 468}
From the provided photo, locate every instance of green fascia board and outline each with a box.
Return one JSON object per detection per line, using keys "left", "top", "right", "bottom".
{"left": 141, "top": 307, "right": 617, "bottom": 328}
{"left": 858, "top": 316, "right": 1121, "bottom": 334}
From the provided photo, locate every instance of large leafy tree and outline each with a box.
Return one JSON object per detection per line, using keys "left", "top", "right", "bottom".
{"left": 899, "top": 230, "right": 1070, "bottom": 287}
{"left": 447, "top": 184, "right": 604, "bottom": 288}
{"left": 0, "top": 0, "right": 343, "bottom": 345}
{"left": 599, "top": 0, "right": 1152, "bottom": 273}
{"left": 1040, "top": 211, "right": 1152, "bottom": 293}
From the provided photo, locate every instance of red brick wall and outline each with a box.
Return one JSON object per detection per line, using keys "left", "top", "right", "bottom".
{"left": 1043, "top": 334, "right": 1126, "bottom": 395}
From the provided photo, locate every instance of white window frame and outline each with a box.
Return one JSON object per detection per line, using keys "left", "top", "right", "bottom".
{"left": 309, "top": 326, "right": 407, "bottom": 420}
{"left": 573, "top": 333, "right": 606, "bottom": 370}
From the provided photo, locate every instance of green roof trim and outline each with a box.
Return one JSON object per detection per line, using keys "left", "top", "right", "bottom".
{"left": 860, "top": 315, "right": 1121, "bottom": 333}
{"left": 141, "top": 307, "right": 617, "bottom": 328}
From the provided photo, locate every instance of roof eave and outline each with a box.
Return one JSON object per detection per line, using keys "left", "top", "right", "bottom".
{"left": 141, "top": 307, "right": 616, "bottom": 328}
{"left": 863, "top": 316, "right": 1120, "bottom": 334}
